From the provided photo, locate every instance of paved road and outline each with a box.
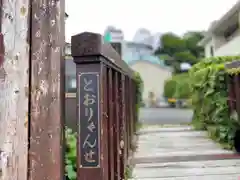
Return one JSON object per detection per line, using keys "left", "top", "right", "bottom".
{"left": 139, "top": 108, "right": 193, "bottom": 125}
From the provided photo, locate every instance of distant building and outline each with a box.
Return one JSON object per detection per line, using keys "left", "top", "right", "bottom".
{"left": 103, "top": 26, "right": 124, "bottom": 42}
{"left": 133, "top": 28, "right": 152, "bottom": 44}
{"left": 121, "top": 40, "right": 172, "bottom": 104}
{"left": 198, "top": 1, "right": 240, "bottom": 57}
{"left": 133, "top": 28, "right": 161, "bottom": 51}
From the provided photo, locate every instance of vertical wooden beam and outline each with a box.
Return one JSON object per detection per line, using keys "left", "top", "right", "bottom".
{"left": 235, "top": 75, "right": 240, "bottom": 119}
{"left": 0, "top": 0, "right": 30, "bottom": 179}
{"left": 28, "top": 0, "right": 65, "bottom": 179}
{"left": 100, "top": 63, "right": 109, "bottom": 180}
{"left": 108, "top": 69, "right": 115, "bottom": 180}
{"left": 129, "top": 79, "right": 133, "bottom": 151}
{"left": 119, "top": 74, "right": 125, "bottom": 179}
{"left": 125, "top": 77, "right": 130, "bottom": 158}
{"left": 114, "top": 72, "right": 120, "bottom": 180}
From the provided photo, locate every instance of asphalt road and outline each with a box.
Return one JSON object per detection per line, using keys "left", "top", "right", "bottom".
{"left": 139, "top": 108, "right": 193, "bottom": 125}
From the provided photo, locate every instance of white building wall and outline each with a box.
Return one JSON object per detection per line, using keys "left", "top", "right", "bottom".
{"left": 130, "top": 61, "right": 172, "bottom": 104}
{"left": 215, "top": 35, "right": 240, "bottom": 56}
{"left": 204, "top": 34, "right": 240, "bottom": 57}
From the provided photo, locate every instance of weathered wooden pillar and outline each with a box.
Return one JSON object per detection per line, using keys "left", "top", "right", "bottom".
{"left": 129, "top": 79, "right": 134, "bottom": 149}
{"left": 133, "top": 82, "right": 138, "bottom": 133}
{"left": 71, "top": 32, "right": 135, "bottom": 180}
{"left": 114, "top": 72, "right": 120, "bottom": 180}
{"left": 119, "top": 74, "right": 125, "bottom": 179}
{"left": 28, "top": 0, "right": 65, "bottom": 180}
{"left": 71, "top": 33, "right": 109, "bottom": 180}
{"left": 108, "top": 68, "right": 115, "bottom": 180}
{"left": 235, "top": 75, "right": 240, "bottom": 119}
{"left": 125, "top": 76, "right": 130, "bottom": 157}
{"left": 0, "top": 0, "right": 31, "bottom": 179}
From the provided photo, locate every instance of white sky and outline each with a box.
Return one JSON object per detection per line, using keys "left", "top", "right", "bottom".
{"left": 65, "top": 0, "right": 239, "bottom": 42}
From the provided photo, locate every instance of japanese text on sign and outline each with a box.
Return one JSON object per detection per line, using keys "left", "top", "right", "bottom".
{"left": 79, "top": 72, "right": 100, "bottom": 168}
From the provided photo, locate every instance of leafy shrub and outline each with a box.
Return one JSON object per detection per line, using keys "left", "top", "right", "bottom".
{"left": 65, "top": 128, "right": 77, "bottom": 180}
{"left": 134, "top": 72, "right": 144, "bottom": 118}
{"left": 189, "top": 56, "right": 240, "bottom": 150}
{"left": 163, "top": 73, "right": 190, "bottom": 99}
{"left": 164, "top": 78, "right": 176, "bottom": 98}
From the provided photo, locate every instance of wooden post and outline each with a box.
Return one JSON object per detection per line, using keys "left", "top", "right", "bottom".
{"left": 71, "top": 33, "right": 109, "bottom": 180}
{"left": 114, "top": 72, "right": 120, "bottom": 180}
{"left": 0, "top": 0, "right": 30, "bottom": 179}
{"left": 28, "top": 0, "right": 65, "bottom": 180}
{"left": 108, "top": 68, "right": 114, "bottom": 180}
{"left": 71, "top": 32, "right": 135, "bottom": 180}
{"left": 120, "top": 75, "right": 126, "bottom": 179}
{"left": 235, "top": 75, "right": 240, "bottom": 119}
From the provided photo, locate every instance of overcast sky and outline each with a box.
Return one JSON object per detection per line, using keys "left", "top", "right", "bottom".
{"left": 65, "top": 0, "right": 239, "bottom": 42}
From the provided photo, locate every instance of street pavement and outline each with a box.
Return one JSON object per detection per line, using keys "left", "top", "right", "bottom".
{"left": 131, "top": 108, "right": 240, "bottom": 180}
{"left": 139, "top": 108, "right": 193, "bottom": 125}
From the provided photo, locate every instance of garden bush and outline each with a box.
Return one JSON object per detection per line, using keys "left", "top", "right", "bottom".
{"left": 134, "top": 72, "right": 144, "bottom": 121}
{"left": 163, "top": 73, "right": 190, "bottom": 99}
{"left": 189, "top": 56, "right": 240, "bottom": 150}
{"left": 65, "top": 127, "right": 77, "bottom": 180}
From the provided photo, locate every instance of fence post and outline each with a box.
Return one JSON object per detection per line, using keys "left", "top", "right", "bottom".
{"left": 114, "top": 72, "right": 120, "bottom": 180}
{"left": 28, "top": 0, "right": 65, "bottom": 180}
{"left": 71, "top": 33, "right": 109, "bottom": 180}
{"left": 71, "top": 32, "right": 135, "bottom": 180}
{"left": 234, "top": 75, "right": 240, "bottom": 119}
{"left": 108, "top": 68, "right": 114, "bottom": 180}
{"left": 0, "top": 0, "right": 30, "bottom": 179}
{"left": 119, "top": 74, "right": 125, "bottom": 179}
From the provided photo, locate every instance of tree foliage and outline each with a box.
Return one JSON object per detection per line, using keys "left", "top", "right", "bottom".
{"left": 155, "top": 31, "right": 204, "bottom": 74}
{"left": 163, "top": 73, "right": 190, "bottom": 99}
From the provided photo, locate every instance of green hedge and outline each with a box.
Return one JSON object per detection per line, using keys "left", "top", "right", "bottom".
{"left": 134, "top": 72, "right": 143, "bottom": 119}
{"left": 189, "top": 56, "right": 240, "bottom": 150}
{"left": 65, "top": 128, "right": 77, "bottom": 180}
{"left": 163, "top": 73, "right": 190, "bottom": 99}
{"left": 65, "top": 72, "right": 143, "bottom": 180}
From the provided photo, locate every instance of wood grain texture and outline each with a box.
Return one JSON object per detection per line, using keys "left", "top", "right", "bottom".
{"left": 28, "top": 0, "right": 65, "bottom": 179}
{"left": 0, "top": 0, "right": 30, "bottom": 179}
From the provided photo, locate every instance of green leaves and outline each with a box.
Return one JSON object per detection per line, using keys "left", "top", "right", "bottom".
{"left": 164, "top": 73, "right": 190, "bottom": 99}
{"left": 65, "top": 127, "right": 77, "bottom": 180}
{"left": 155, "top": 31, "right": 205, "bottom": 73}
{"left": 190, "top": 55, "right": 240, "bottom": 150}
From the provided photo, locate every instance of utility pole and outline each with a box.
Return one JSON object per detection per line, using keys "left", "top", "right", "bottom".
{"left": 0, "top": 0, "right": 65, "bottom": 179}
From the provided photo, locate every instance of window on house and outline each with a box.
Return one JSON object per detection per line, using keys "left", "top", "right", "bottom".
{"left": 210, "top": 46, "right": 214, "bottom": 56}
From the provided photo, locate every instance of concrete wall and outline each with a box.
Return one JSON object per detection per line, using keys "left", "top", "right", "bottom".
{"left": 130, "top": 61, "right": 172, "bottom": 104}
